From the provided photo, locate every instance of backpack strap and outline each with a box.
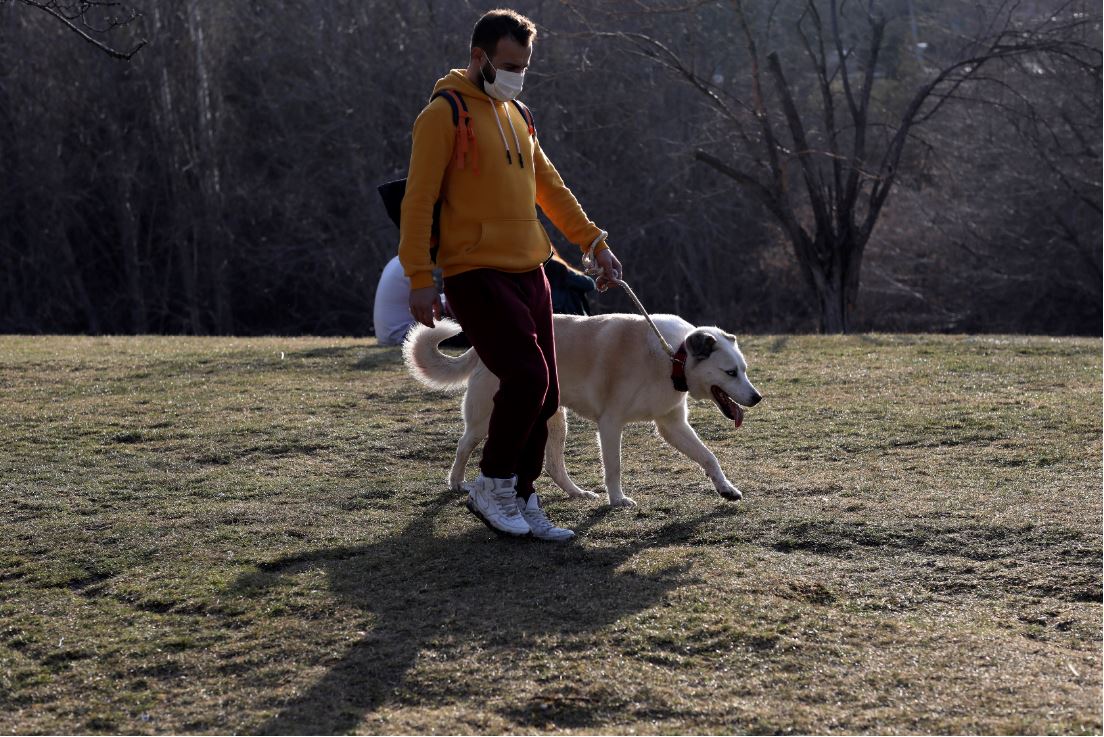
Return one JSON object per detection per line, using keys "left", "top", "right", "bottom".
{"left": 431, "top": 89, "right": 460, "bottom": 126}
{"left": 431, "top": 89, "right": 479, "bottom": 174}
{"left": 510, "top": 99, "right": 536, "bottom": 137}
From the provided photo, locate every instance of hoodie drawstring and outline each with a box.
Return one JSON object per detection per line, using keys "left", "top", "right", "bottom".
{"left": 504, "top": 104, "right": 524, "bottom": 168}
{"left": 507, "top": 105, "right": 525, "bottom": 167}
{"left": 490, "top": 101, "right": 523, "bottom": 168}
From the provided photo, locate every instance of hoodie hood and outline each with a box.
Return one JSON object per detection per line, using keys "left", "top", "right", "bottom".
{"left": 433, "top": 69, "right": 528, "bottom": 174}
{"left": 433, "top": 69, "right": 493, "bottom": 103}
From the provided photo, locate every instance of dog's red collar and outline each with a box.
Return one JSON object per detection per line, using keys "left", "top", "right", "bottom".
{"left": 671, "top": 341, "right": 688, "bottom": 392}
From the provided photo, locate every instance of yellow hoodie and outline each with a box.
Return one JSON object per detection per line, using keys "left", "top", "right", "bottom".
{"left": 398, "top": 70, "right": 608, "bottom": 290}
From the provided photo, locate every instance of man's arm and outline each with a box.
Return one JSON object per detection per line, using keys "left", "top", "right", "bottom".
{"left": 398, "top": 98, "right": 454, "bottom": 291}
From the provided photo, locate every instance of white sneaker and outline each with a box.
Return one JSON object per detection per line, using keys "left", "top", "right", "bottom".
{"left": 517, "top": 493, "right": 575, "bottom": 542}
{"left": 466, "top": 474, "right": 531, "bottom": 537}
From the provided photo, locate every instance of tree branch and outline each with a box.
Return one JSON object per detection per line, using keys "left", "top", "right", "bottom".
{"left": 14, "top": 0, "right": 147, "bottom": 59}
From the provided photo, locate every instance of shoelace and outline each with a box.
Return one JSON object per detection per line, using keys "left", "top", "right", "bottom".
{"left": 520, "top": 504, "right": 555, "bottom": 533}
{"left": 491, "top": 488, "right": 524, "bottom": 519}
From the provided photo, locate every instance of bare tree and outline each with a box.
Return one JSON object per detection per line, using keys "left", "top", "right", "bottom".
{"left": 0, "top": 0, "right": 1097, "bottom": 336}
{"left": 592, "top": 0, "right": 1100, "bottom": 332}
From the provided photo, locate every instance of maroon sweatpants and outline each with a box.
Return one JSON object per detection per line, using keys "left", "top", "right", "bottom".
{"left": 442, "top": 266, "right": 559, "bottom": 498}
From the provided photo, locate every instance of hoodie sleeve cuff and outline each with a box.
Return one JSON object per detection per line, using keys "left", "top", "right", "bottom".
{"left": 408, "top": 272, "right": 435, "bottom": 290}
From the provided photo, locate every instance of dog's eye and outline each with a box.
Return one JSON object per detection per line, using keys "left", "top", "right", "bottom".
{"left": 725, "top": 368, "right": 740, "bottom": 377}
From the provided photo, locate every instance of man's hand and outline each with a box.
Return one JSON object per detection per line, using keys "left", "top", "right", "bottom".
{"left": 594, "top": 248, "right": 623, "bottom": 292}
{"left": 409, "top": 286, "right": 443, "bottom": 328}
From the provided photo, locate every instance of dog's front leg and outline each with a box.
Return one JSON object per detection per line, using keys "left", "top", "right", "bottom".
{"left": 655, "top": 406, "right": 742, "bottom": 501}
{"left": 598, "top": 417, "right": 635, "bottom": 507}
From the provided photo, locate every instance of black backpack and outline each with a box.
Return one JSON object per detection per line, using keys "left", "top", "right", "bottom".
{"left": 377, "top": 90, "right": 536, "bottom": 262}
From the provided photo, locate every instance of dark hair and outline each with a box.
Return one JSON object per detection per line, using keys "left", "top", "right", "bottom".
{"left": 471, "top": 8, "right": 537, "bottom": 56}
{"left": 548, "top": 246, "right": 586, "bottom": 276}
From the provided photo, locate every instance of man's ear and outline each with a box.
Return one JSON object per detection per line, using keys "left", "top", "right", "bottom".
{"left": 687, "top": 331, "right": 717, "bottom": 361}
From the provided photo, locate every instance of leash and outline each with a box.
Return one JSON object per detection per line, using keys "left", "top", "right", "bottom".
{"left": 581, "top": 233, "right": 680, "bottom": 361}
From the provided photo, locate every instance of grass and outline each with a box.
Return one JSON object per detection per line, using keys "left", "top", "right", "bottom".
{"left": 0, "top": 332, "right": 1100, "bottom": 735}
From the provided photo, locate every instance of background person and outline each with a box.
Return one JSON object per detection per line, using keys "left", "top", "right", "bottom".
{"left": 545, "top": 250, "right": 596, "bottom": 316}
{"left": 374, "top": 256, "right": 467, "bottom": 347}
{"left": 372, "top": 256, "right": 415, "bottom": 346}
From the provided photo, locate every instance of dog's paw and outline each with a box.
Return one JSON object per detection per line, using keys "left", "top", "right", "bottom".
{"left": 567, "top": 489, "right": 602, "bottom": 501}
{"left": 609, "top": 495, "right": 637, "bottom": 508}
{"left": 717, "top": 482, "right": 743, "bottom": 501}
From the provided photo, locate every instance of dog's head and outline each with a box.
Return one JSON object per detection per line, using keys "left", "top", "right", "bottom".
{"left": 682, "top": 327, "right": 762, "bottom": 427}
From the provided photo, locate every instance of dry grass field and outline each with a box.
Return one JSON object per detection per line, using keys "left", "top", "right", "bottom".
{"left": 0, "top": 332, "right": 1100, "bottom": 734}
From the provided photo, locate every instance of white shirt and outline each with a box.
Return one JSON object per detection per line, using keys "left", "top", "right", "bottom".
{"left": 373, "top": 256, "right": 415, "bottom": 346}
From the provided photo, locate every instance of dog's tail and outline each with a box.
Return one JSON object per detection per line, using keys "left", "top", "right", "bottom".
{"left": 402, "top": 318, "right": 479, "bottom": 392}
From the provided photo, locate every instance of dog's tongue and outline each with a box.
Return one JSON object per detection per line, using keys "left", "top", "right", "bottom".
{"left": 712, "top": 386, "right": 745, "bottom": 429}
{"left": 732, "top": 402, "right": 744, "bottom": 429}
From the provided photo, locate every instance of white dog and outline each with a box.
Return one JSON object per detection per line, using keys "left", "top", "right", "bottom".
{"left": 402, "top": 313, "right": 761, "bottom": 507}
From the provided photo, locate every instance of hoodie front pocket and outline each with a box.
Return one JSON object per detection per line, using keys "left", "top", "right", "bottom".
{"left": 472, "top": 218, "right": 551, "bottom": 255}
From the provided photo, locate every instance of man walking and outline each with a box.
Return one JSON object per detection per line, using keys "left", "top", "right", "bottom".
{"left": 398, "top": 9, "right": 622, "bottom": 541}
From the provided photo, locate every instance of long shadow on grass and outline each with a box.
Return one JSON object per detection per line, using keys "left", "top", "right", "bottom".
{"left": 235, "top": 490, "right": 738, "bottom": 734}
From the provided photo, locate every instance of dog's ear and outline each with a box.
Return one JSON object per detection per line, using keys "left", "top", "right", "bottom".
{"left": 687, "top": 331, "right": 717, "bottom": 361}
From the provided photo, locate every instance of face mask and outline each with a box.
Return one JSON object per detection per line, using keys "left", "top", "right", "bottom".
{"left": 480, "top": 53, "right": 525, "bottom": 101}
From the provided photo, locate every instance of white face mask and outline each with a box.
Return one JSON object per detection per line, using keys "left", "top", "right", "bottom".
{"left": 480, "top": 53, "right": 525, "bottom": 101}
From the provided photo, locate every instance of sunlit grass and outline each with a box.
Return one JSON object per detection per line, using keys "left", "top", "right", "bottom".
{"left": 1, "top": 333, "right": 1100, "bottom": 734}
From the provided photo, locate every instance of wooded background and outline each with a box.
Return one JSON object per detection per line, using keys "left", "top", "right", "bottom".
{"left": 1, "top": 0, "right": 1099, "bottom": 335}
